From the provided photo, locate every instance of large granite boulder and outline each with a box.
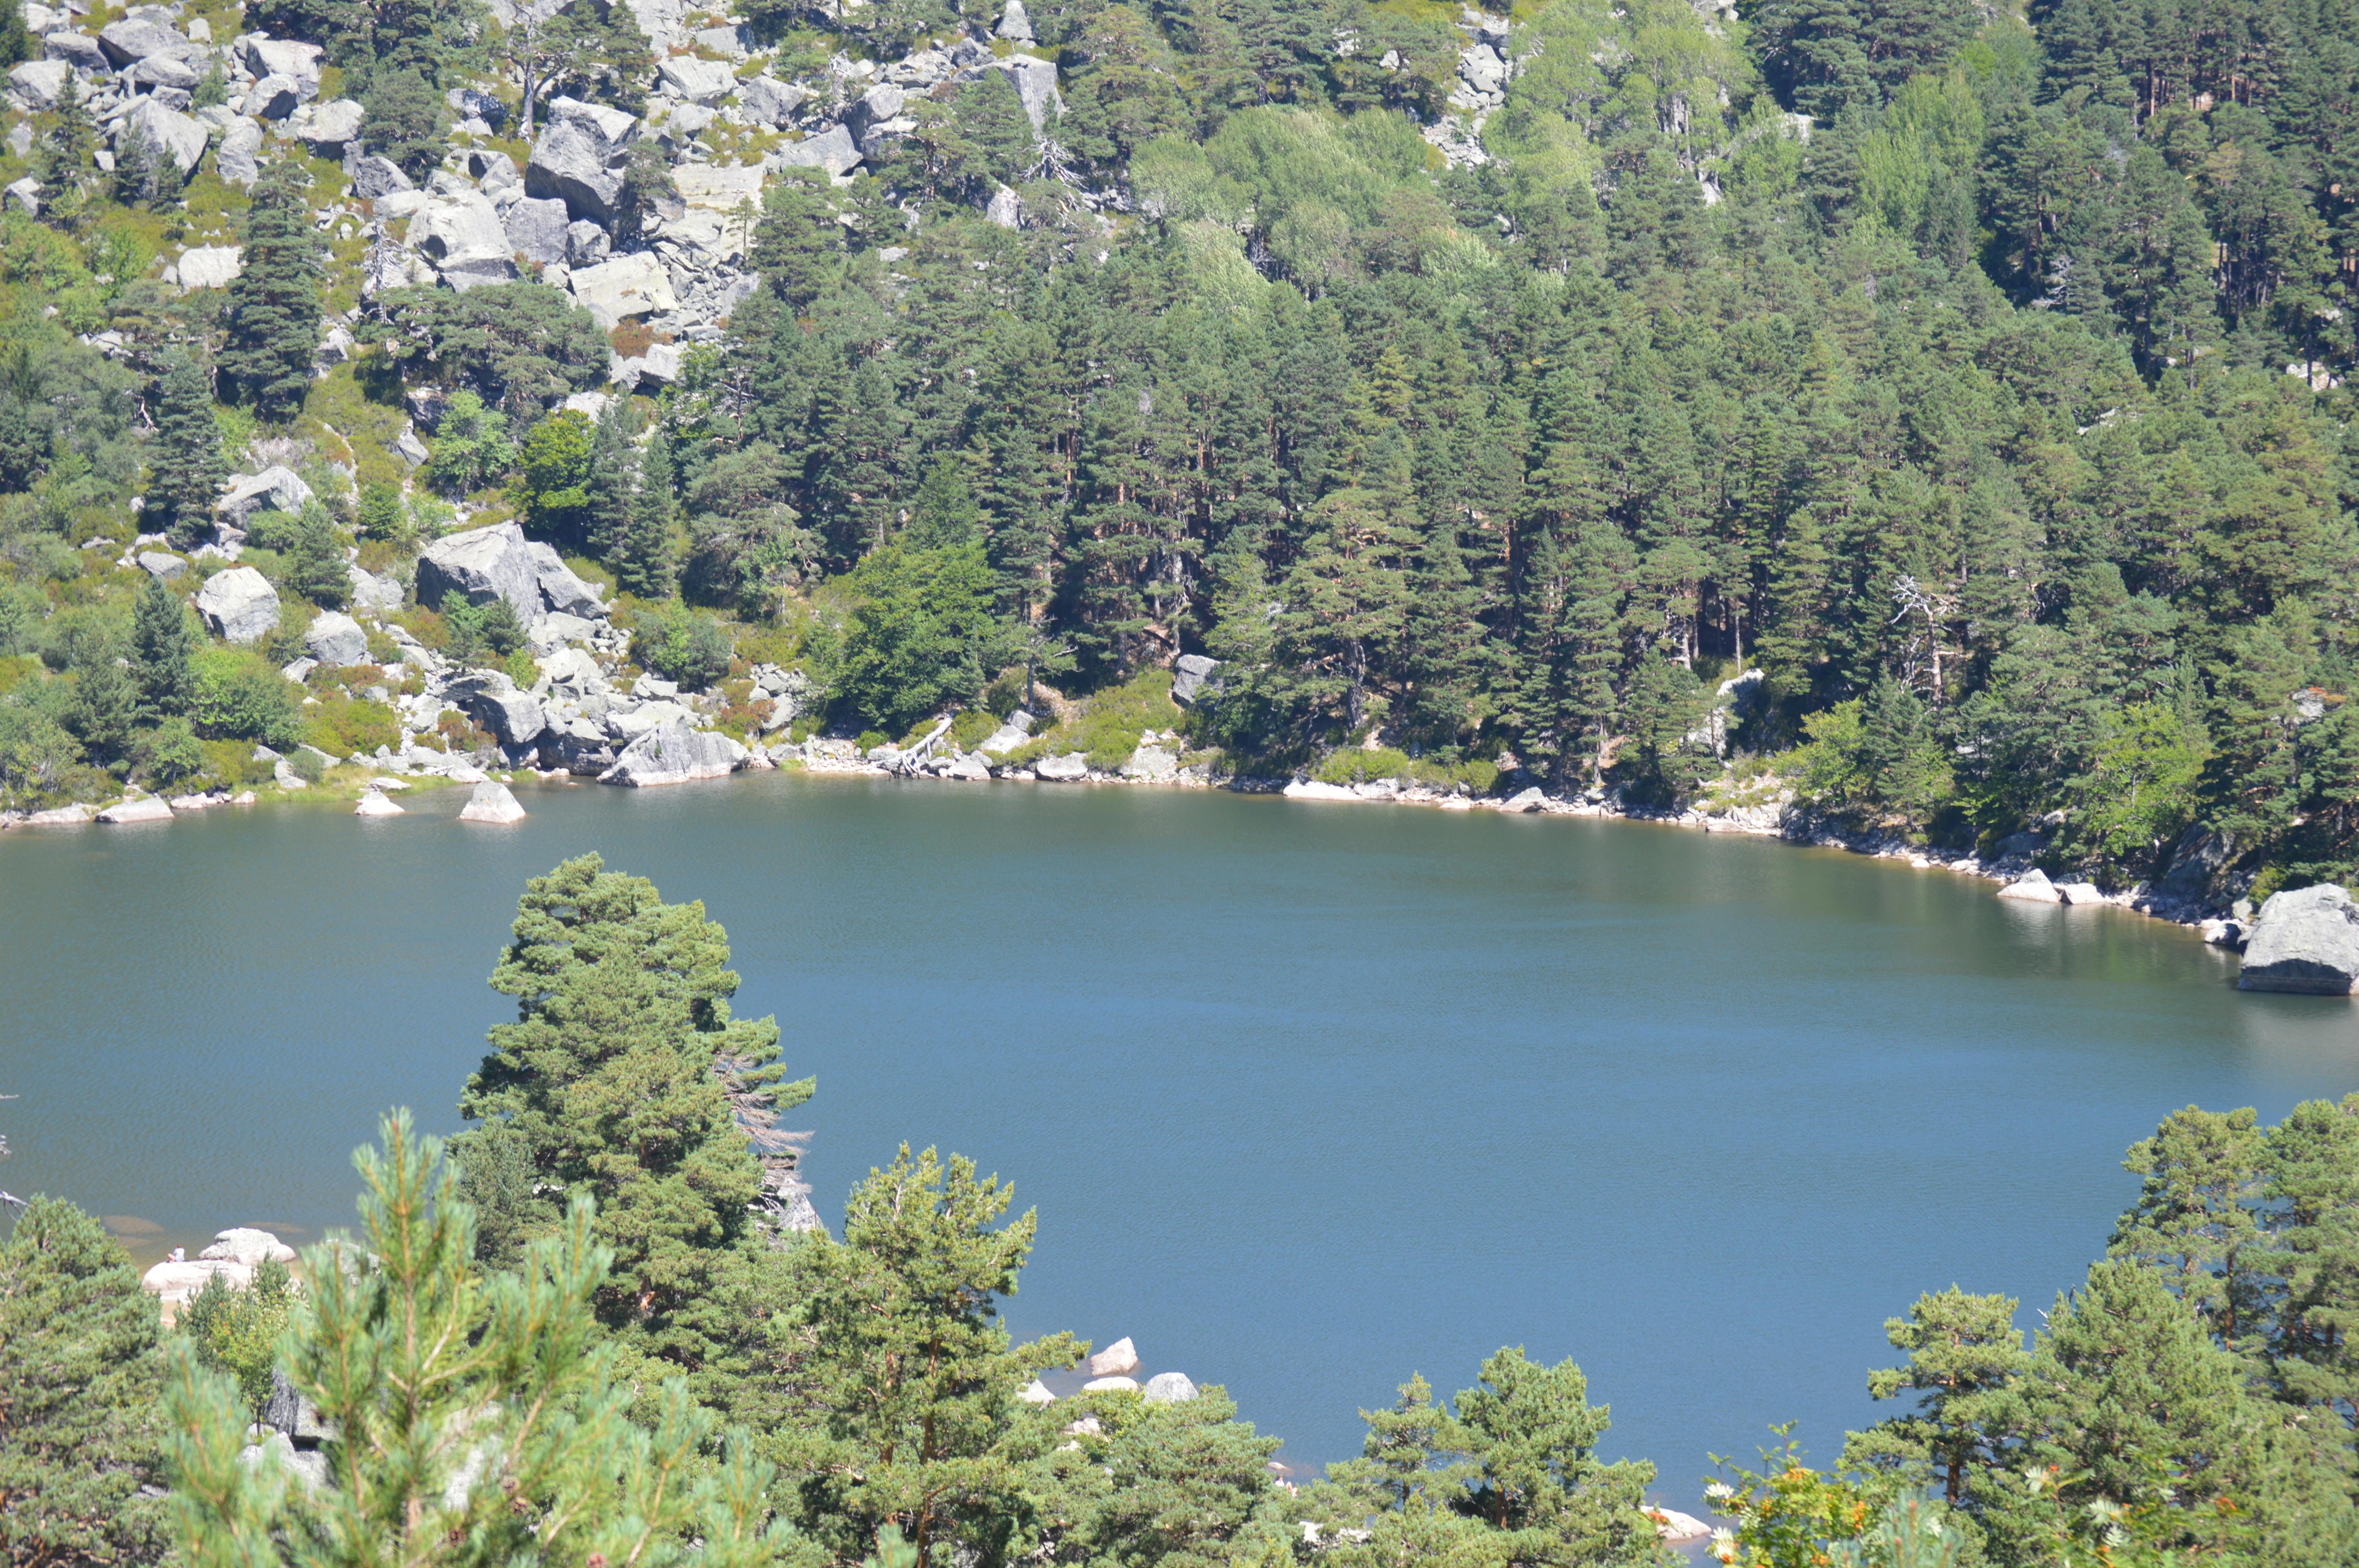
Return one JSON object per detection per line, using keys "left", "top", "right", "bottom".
{"left": 349, "top": 154, "right": 414, "bottom": 200}
{"left": 304, "top": 611, "right": 369, "bottom": 667}
{"left": 215, "top": 118, "right": 264, "bottom": 185}
{"left": 241, "top": 36, "right": 323, "bottom": 86}
{"left": 1142, "top": 1372, "right": 1198, "bottom": 1403}
{"left": 122, "top": 98, "right": 210, "bottom": 181}
{"left": 195, "top": 566, "right": 281, "bottom": 643}
{"left": 1996, "top": 867, "right": 2063, "bottom": 904}
{"left": 526, "top": 541, "right": 603, "bottom": 617}
{"left": 416, "top": 521, "right": 541, "bottom": 619}
{"left": 981, "top": 54, "right": 1060, "bottom": 129}
{"left": 568, "top": 252, "right": 677, "bottom": 327}
{"left": 7, "top": 59, "right": 69, "bottom": 112}
{"left": 548, "top": 94, "right": 638, "bottom": 151}
{"left": 504, "top": 195, "right": 571, "bottom": 264}
{"left": 97, "top": 16, "right": 202, "bottom": 68}
{"left": 449, "top": 671, "right": 546, "bottom": 746}
{"left": 526, "top": 116, "right": 624, "bottom": 223}
{"left": 298, "top": 98, "right": 365, "bottom": 155}
{"left": 600, "top": 719, "right": 747, "bottom": 786}
{"left": 458, "top": 778, "right": 527, "bottom": 823}
{"left": 1171, "top": 653, "right": 1221, "bottom": 705}
{"left": 2237, "top": 884, "right": 2359, "bottom": 994}
{"left": 202, "top": 1228, "right": 298, "bottom": 1267}
{"left": 408, "top": 187, "right": 509, "bottom": 262}
{"left": 1087, "top": 1337, "right": 1140, "bottom": 1377}
{"left": 218, "top": 465, "right": 314, "bottom": 525}
{"left": 740, "top": 76, "right": 806, "bottom": 125}
{"left": 774, "top": 122, "right": 861, "bottom": 178}
{"left": 656, "top": 54, "right": 736, "bottom": 103}
{"left": 42, "top": 31, "right": 106, "bottom": 71}
{"left": 97, "top": 795, "right": 173, "bottom": 823}
{"left": 176, "top": 244, "right": 242, "bottom": 290}
{"left": 1034, "top": 753, "right": 1087, "bottom": 782}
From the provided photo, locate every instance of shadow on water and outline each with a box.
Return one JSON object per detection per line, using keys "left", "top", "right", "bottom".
{"left": 4, "top": 772, "right": 2354, "bottom": 1499}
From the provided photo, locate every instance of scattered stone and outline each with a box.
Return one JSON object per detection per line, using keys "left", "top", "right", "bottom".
{"left": 348, "top": 563, "right": 403, "bottom": 610}
{"left": 1087, "top": 1337, "right": 1140, "bottom": 1378}
{"left": 244, "top": 73, "right": 302, "bottom": 118}
{"left": 504, "top": 194, "right": 571, "bottom": 264}
{"left": 1648, "top": 1509, "right": 1712, "bottom": 1544}
{"left": 458, "top": 779, "right": 528, "bottom": 823}
{"left": 273, "top": 759, "right": 308, "bottom": 789}
{"left": 985, "top": 182, "right": 1020, "bottom": 228}
{"left": 1996, "top": 867, "right": 2063, "bottom": 904}
{"left": 1283, "top": 779, "right": 1358, "bottom": 801}
{"left": 43, "top": 31, "right": 106, "bottom": 72}
{"left": 943, "top": 753, "right": 992, "bottom": 781}
{"left": 122, "top": 98, "right": 209, "bottom": 180}
{"left": 739, "top": 76, "right": 807, "bottom": 125}
{"left": 218, "top": 117, "right": 265, "bottom": 186}
{"left": 982, "top": 54, "right": 1060, "bottom": 129}
{"left": 98, "top": 16, "right": 202, "bottom": 69}
{"left": 1142, "top": 1372, "right": 1198, "bottom": 1403}
{"left": 25, "top": 804, "right": 91, "bottom": 825}
{"left": 525, "top": 541, "right": 605, "bottom": 617}
{"left": 2237, "top": 883, "right": 2359, "bottom": 994}
{"left": 194, "top": 566, "right": 282, "bottom": 644}
{"left": 238, "top": 1432, "right": 327, "bottom": 1492}
{"left": 96, "top": 795, "right": 173, "bottom": 824}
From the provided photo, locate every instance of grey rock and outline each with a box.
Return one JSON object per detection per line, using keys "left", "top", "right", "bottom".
{"left": 1087, "top": 1337, "right": 1140, "bottom": 1377}
{"left": 43, "top": 31, "right": 106, "bottom": 71}
{"left": 600, "top": 719, "right": 747, "bottom": 786}
{"left": 1034, "top": 753, "right": 1087, "bottom": 782}
{"left": 846, "top": 81, "right": 905, "bottom": 138}
{"left": 565, "top": 217, "right": 610, "bottom": 265}
{"left": 525, "top": 541, "right": 603, "bottom": 617}
{"left": 1120, "top": 744, "right": 1178, "bottom": 782}
{"left": 122, "top": 98, "right": 209, "bottom": 180}
{"left": 981, "top": 54, "right": 1059, "bottom": 129}
{"left": 241, "top": 36, "right": 324, "bottom": 84}
{"left": 97, "top": 794, "right": 173, "bottom": 823}
{"left": 305, "top": 610, "right": 369, "bottom": 667}
{"left": 175, "top": 244, "right": 241, "bottom": 290}
{"left": 215, "top": 118, "right": 263, "bottom": 185}
{"left": 503, "top": 194, "right": 570, "bottom": 263}
{"left": 300, "top": 98, "right": 365, "bottom": 154}
{"left": 457, "top": 778, "right": 527, "bottom": 823}
{"left": 416, "top": 520, "right": 542, "bottom": 618}
{"left": 774, "top": 122, "right": 860, "bottom": 177}
{"left": 984, "top": 182, "right": 1020, "bottom": 228}
{"left": 242, "top": 71, "right": 300, "bottom": 118}
{"left": 447, "top": 85, "right": 506, "bottom": 131}
{"left": 98, "top": 16, "right": 198, "bottom": 68}
{"left": 217, "top": 465, "right": 313, "bottom": 524}
{"left": 657, "top": 54, "right": 736, "bottom": 103}
{"left": 265, "top": 1368, "right": 339, "bottom": 1443}
{"left": 1170, "top": 653, "right": 1221, "bottom": 705}
{"left": 348, "top": 563, "right": 403, "bottom": 609}
{"left": 739, "top": 75, "right": 806, "bottom": 125}
{"left": 0, "top": 176, "right": 33, "bottom": 216}
{"left": 436, "top": 251, "right": 519, "bottom": 291}
{"left": 473, "top": 684, "right": 547, "bottom": 746}
{"left": 137, "top": 550, "right": 186, "bottom": 579}
{"left": 526, "top": 116, "right": 624, "bottom": 224}
{"left": 409, "top": 187, "right": 509, "bottom": 261}
{"left": 1996, "top": 867, "right": 2063, "bottom": 904}
{"left": 349, "top": 153, "right": 413, "bottom": 200}
{"left": 394, "top": 424, "right": 429, "bottom": 466}
{"left": 2237, "top": 884, "right": 2359, "bottom": 994}
{"left": 7, "top": 59, "right": 70, "bottom": 112}
{"left": 238, "top": 1432, "right": 327, "bottom": 1492}
{"left": 996, "top": 0, "right": 1035, "bottom": 40}
{"left": 547, "top": 94, "right": 638, "bottom": 153}
{"left": 1142, "top": 1372, "right": 1198, "bottom": 1403}
{"left": 567, "top": 252, "right": 676, "bottom": 327}
{"left": 194, "top": 566, "right": 281, "bottom": 643}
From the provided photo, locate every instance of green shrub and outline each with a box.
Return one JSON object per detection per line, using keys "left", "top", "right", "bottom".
{"left": 949, "top": 707, "right": 999, "bottom": 750}
{"left": 140, "top": 716, "right": 205, "bottom": 784}
{"left": 303, "top": 690, "right": 400, "bottom": 758}
{"left": 192, "top": 649, "right": 303, "bottom": 747}
{"left": 634, "top": 603, "right": 734, "bottom": 690}
{"left": 198, "top": 737, "right": 272, "bottom": 789}
{"left": 855, "top": 729, "right": 886, "bottom": 751}
{"left": 287, "top": 749, "right": 326, "bottom": 783}
{"left": 1001, "top": 669, "right": 1179, "bottom": 771}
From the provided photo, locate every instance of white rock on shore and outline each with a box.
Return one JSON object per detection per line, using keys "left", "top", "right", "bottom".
{"left": 458, "top": 779, "right": 527, "bottom": 823}
{"left": 1082, "top": 1376, "right": 1140, "bottom": 1394}
{"left": 1087, "top": 1336, "right": 1140, "bottom": 1377}
{"left": 1996, "top": 867, "right": 2062, "bottom": 904}
{"left": 202, "top": 1228, "right": 299, "bottom": 1267}
{"left": 354, "top": 790, "right": 403, "bottom": 816}
{"left": 2237, "top": 883, "right": 2359, "bottom": 994}
{"left": 141, "top": 1257, "right": 252, "bottom": 1308}
{"left": 97, "top": 795, "right": 173, "bottom": 823}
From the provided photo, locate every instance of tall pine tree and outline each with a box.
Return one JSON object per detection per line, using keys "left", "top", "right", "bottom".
{"left": 220, "top": 160, "right": 325, "bottom": 420}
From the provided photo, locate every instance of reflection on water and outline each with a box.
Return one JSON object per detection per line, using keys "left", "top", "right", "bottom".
{"left": 4, "top": 774, "right": 2355, "bottom": 1490}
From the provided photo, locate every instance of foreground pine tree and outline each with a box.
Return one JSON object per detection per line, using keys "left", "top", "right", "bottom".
{"left": 129, "top": 570, "right": 201, "bottom": 722}
{"left": 0, "top": 1197, "right": 169, "bottom": 1566}
{"left": 162, "top": 1109, "right": 821, "bottom": 1568}
{"left": 219, "top": 160, "right": 324, "bottom": 420}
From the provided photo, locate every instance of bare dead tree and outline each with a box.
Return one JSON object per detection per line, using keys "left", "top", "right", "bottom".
{"left": 714, "top": 1053, "right": 821, "bottom": 1241}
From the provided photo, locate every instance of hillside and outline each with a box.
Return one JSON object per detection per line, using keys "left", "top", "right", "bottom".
{"left": 2, "top": 0, "right": 2359, "bottom": 908}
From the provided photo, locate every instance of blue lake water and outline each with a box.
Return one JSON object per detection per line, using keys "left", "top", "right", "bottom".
{"left": 4, "top": 773, "right": 2354, "bottom": 1503}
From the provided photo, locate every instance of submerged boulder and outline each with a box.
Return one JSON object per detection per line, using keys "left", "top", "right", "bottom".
{"left": 2237, "top": 884, "right": 2359, "bottom": 994}
{"left": 458, "top": 779, "right": 528, "bottom": 823}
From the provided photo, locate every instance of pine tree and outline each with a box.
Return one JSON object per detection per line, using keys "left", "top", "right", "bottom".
{"left": 0, "top": 1198, "right": 169, "bottom": 1568}
{"left": 453, "top": 855, "right": 807, "bottom": 1334}
{"left": 619, "top": 428, "right": 680, "bottom": 599}
{"left": 149, "top": 351, "right": 227, "bottom": 546}
{"left": 2260, "top": 1092, "right": 2359, "bottom": 1427}
{"left": 2109, "top": 1105, "right": 2272, "bottom": 1356}
{"left": 36, "top": 79, "right": 96, "bottom": 225}
{"left": 286, "top": 502, "right": 353, "bottom": 610}
{"left": 360, "top": 65, "right": 449, "bottom": 181}
{"left": 109, "top": 123, "right": 167, "bottom": 209}
{"left": 220, "top": 159, "right": 325, "bottom": 421}
{"left": 1840, "top": 1287, "right": 2030, "bottom": 1505}
{"left": 163, "top": 1111, "right": 817, "bottom": 1568}
{"left": 130, "top": 571, "right": 202, "bottom": 723}
{"left": 68, "top": 643, "right": 137, "bottom": 765}
{"left": 585, "top": 399, "right": 638, "bottom": 563}
{"left": 785, "top": 1145, "right": 1081, "bottom": 1568}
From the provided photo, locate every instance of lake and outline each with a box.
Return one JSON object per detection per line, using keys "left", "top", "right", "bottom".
{"left": 3, "top": 773, "right": 2354, "bottom": 1504}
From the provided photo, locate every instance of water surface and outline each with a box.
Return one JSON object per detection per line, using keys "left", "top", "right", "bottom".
{"left": 4, "top": 775, "right": 2353, "bottom": 1498}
